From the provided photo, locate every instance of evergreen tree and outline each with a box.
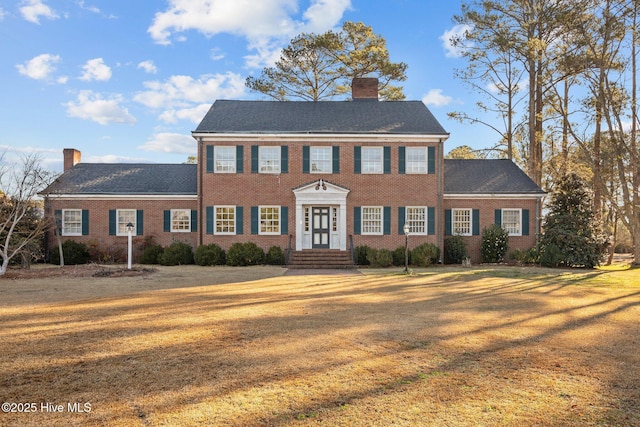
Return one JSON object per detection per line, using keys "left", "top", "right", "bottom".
{"left": 539, "top": 173, "right": 608, "bottom": 268}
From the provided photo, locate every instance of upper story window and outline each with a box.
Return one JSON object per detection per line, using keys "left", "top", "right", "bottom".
{"left": 214, "top": 146, "right": 236, "bottom": 173}
{"left": 406, "top": 148, "right": 427, "bottom": 174}
{"left": 171, "top": 209, "right": 191, "bottom": 232}
{"left": 310, "top": 147, "right": 332, "bottom": 173}
{"left": 452, "top": 208, "right": 472, "bottom": 236}
{"left": 361, "top": 147, "right": 383, "bottom": 174}
{"left": 117, "top": 209, "right": 137, "bottom": 236}
{"left": 259, "top": 147, "right": 281, "bottom": 173}
{"left": 62, "top": 209, "right": 82, "bottom": 236}
{"left": 501, "top": 209, "right": 522, "bottom": 236}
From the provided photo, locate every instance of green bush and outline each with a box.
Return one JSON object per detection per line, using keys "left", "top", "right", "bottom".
{"left": 411, "top": 243, "right": 440, "bottom": 267}
{"left": 392, "top": 246, "right": 411, "bottom": 266}
{"left": 481, "top": 224, "right": 509, "bottom": 263}
{"left": 194, "top": 243, "right": 226, "bottom": 266}
{"left": 49, "top": 240, "right": 90, "bottom": 265}
{"left": 141, "top": 244, "right": 164, "bottom": 264}
{"left": 509, "top": 247, "right": 539, "bottom": 265}
{"left": 444, "top": 235, "right": 467, "bottom": 264}
{"left": 158, "top": 241, "right": 194, "bottom": 266}
{"left": 539, "top": 244, "right": 563, "bottom": 268}
{"left": 366, "top": 248, "right": 393, "bottom": 267}
{"left": 266, "top": 245, "right": 285, "bottom": 265}
{"left": 226, "top": 242, "right": 265, "bottom": 266}
{"left": 355, "top": 245, "right": 372, "bottom": 266}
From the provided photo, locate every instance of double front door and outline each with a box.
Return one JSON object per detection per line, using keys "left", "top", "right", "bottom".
{"left": 312, "top": 207, "right": 330, "bottom": 249}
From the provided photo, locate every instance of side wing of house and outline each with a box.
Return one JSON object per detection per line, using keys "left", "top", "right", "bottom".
{"left": 443, "top": 159, "right": 546, "bottom": 263}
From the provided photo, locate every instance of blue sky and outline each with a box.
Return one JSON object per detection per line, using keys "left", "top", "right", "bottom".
{"left": 1, "top": 0, "right": 493, "bottom": 172}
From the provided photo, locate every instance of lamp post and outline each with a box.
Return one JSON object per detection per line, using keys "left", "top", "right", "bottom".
{"left": 403, "top": 222, "right": 410, "bottom": 273}
{"left": 126, "top": 222, "right": 134, "bottom": 270}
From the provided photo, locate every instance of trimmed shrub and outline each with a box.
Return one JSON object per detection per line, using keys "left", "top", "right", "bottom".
{"left": 539, "top": 244, "right": 563, "bottom": 268}
{"left": 355, "top": 245, "right": 372, "bottom": 266}
{"left": 392, "top": 246, "right": 411, "bottom": 266}
{"left": 141, "top": 244, "right": 164, "bottom": 265}
{"left": 194, "top": 243, "right": 226, "bottom": 266}
{"left": 509, "top": 247, "right": 539, "bottom": 265}
{"left": 411, "top": 243, "right": 440, "bottom": 267}
{"left": 366, "top": 248, "right": 393, "bottom": 267}
{"left": 226, "top": 242, "right": 265, "bottom": 266}
{"left": 444, "top": 235, "right": 467, "bottom": 264}
{"left": 49, "top": 240, "right": 90, "bottom": 265}
{"left": 159, "top": 241, "right": 194, "bottom": 266}
{"left": 266, "top": 245, "right": 285, "bottom": 265}
{"left": 481, "top": 224, "right": 509, "bottom": 263}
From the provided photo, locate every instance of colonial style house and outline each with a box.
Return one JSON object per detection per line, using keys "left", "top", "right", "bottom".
{"left": 41, "top": 78, "right": 545, "bottom": 265}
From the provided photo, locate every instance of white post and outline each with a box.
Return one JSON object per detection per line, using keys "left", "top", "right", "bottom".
{"left": 126, "top": 223, "right": 133, "bottom": 270}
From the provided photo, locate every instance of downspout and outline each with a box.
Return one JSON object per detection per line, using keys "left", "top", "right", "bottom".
{"left": 437, "top": 138, "right": 444, "bottom": 263}
{"left": 197, "top": 136, "right": 204, "bottom": 247}
{"left": 536, "top": 195, "right": 544, "bottom": 244}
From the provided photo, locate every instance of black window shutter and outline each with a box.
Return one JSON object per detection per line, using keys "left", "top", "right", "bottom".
{"left": 251, "top": 146, "right": 259, "bottom": 173}
{"left": 354, "top": 147, "right": 361, "bottom": 174}
{"left": 191, "top": 210, "right": 197, "bottom": 232}
{"left": 383, "top": 206, "right": 391, "bottom": 235}
{"left": 206, "top": 145, "right": 214, "bottom": 173}
{"left": 383, "top": 147, "right": 391, "bottom": 174}
{"left": 428, "top": 146, "right": 436, "bottom": 174}
{"left": 398, "top": 207, "right": 406, "bottom": 235}
{"left": 136, "top": 210, "right": 144, "bottom": 236}
{"left": 236, "top": 206, "right": 244, "bottom": 235}
{"left": 398, "top": 147, "right": 406, "bottom": 174}
{"left": 522, "top": 209, "right": 530, "bottom": 236}
{"left": 109, "top": 210, "right": 116, "bottom": 236}
{"left": 206, "top": 207, "right": 213, "bottom": 235}
{"left": 444, "top": 209, "right": 452, "bottom": 236}
{"left": 472, "top": 209, "right": 480, "bottom": 236}
{"left": 236, "top": 146, "right": 244, "bottom": 173}
{"left": 495, "top": 209, "right": 502, "bottom": 226}
{"left": 280, "top": 146, "right": 288, "bottom": 173}
{"left": 302, "top": 146, "right": 310, "bottom": 173}
{"left": 81, "top": 210, "right": 90, "bottom": 235}
{"left": 427, "top": 207, "right": 435, "bottom": 235}
{"left": 354, "top": 207, "right": 361, "bottom": 234}
{"left": 164, "top": 210, "right": 171, "bottom": 232}
{"left": 280, "top": 206, "right": 288, "bottom": 235}
{"left": 251, "top": 206, "right": 259, "bottom": 234}
{"left": 332, "top": 146, "right": 340, "bottom": 173}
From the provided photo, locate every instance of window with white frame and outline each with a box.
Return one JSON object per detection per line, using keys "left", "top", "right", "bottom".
{"left": 304, "top": 207, "right": 310, "bottom": 232}
{"left": 362, "top": 207, "right": 383, "bottom": 235}
{"left": 214, "top": 146, "right": 236, "bottom": 173}
{"left": 260, "top": 206, "right": 280, "bottom": 234}
{"left": 362, "top": 147, "right": 383, "bottom": 174}
{"left": 259, "top": 147, "right": 281, "bottom": 173}
{"left": 501, "top": 209, "right": 522, "bottom": 235}
{"left": 452, "top": 208, "right": 472, "bottom": 236}
{"left": 332, "top": 207, "right": 338, "bottom": 232}
{"left": 310, "top": 147, "right": 332, "bottom": 173}
{"left": 62, "top": 209, "right": 82, "bottom": 236}
{"left": 406, "top": 207, "right": 427, "bottom": 234}
{"left": 117, "top": 209, "right": 136, "bottom": 236}
{"left": 215, "top": 206, "right": 235, "bottom": 234}
{"left": 406, "top": 147, "right": 427, "bottom": 174}
{"left": 171, "top": 209, "right": 191, "bottom": 232}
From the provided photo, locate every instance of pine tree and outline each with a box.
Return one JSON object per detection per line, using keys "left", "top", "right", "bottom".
{"left": 539, "top": 173, "right": 608, "bottom": 268}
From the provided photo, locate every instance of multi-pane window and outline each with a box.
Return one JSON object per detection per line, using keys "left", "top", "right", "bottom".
{"left": 406, "top": 148, "right": 427, "bottom": 174}
{"left": 215, "top": 206, "right": 235, "bottom": 234}
{"left": 171, "top": 209, "right": 191, "bottom": 232}
{"left": 332, "top": 207, "right": 338, "bottom": 232}
{"left": 260, "top": 206, "right": 280, "bottom": 234}
{"left": 406, "top": 207, "right": 427, "bottom": 234}
{"left": 117, "top": 209, "right": 136, "bottom": 236}
{"left": 502, "top": 209, "right": 522, "bottom": 235}
{"left": 214, "top": 146, "right": 236, "bottom": 173}
{"left": 304, "top": 207, "right": 310, "bottom": 232}
{"left": 362, "top": 207, "right": 382, "bottom": 235}
{"left": 259, "top": 147, "right": 281, "bottom": 173}
{"left": 362, "top": 147, "right": 383, "bottom": 174}
{"left": 62, "top": 209, "right": 82, "bottom": 236}
{"left": 452, "top": 208, "right": 472, "bottom": 236}
{"left": 310, "top": 147, "right": 332, "bottom": 173}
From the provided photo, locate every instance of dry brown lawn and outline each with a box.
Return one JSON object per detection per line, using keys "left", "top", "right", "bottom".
{"left": 0, "top": 263, "right": 639, "bottom": 426}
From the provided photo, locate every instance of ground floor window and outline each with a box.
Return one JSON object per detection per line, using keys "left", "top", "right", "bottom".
{"left": 406, "top": 207, "right": 427, "bottom": 234}
{"left": 452, "top": 208, "right": 472, "bottom": 236}
{"left": 117, "top": 209, "right": 136, "bottom": 236}
{"left": 501, "top": 209, "right": 522, "bottom": 235}
{"left": 362, "top": 206, "right": 382, "bottom": 235}
{"left": 260, "top": 206, "right": 280, "bottom": 234}
{"left": 171, "top": 209, "right": 191, "bottom": 232}
{"left": 62, "top": 209, "right": 82, "bottom": 236}
{"left": 215, "top": 206, "right": 236, "bottom": 234}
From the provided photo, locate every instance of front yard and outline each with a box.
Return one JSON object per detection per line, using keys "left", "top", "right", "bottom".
{"left": 0, "top": 264, "right": 639, "bottom": 426}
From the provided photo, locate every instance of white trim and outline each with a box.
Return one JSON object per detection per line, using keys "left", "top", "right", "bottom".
{"left": 61, "top": 209, "right": 82, "bottom": 236}
{"left": 193, "top": 133, "right": 449, "bottom": 143}
{"left": 405, "top": 206, "right": 428, "bottom": 236}
{"left": 452, "top": 208, "right": 472, "bottom": 237}
{"left": 258, "top": 146, "right": 281, "bottom": 174}
{"left": 445, "top": 193, "right": 545, "bottom": 199}
{"left": 501, "top": 208, "right": 523, "bottom": 236}
{"left": 361, "top": 206, "right": 383, "bottom": 235}
{"left": 170, "top": 209, "right": 191, "bottom": 233}
{"left": 213, "top": 146, "right": 236, "bottom": 173}
{"left": 116, "top": 209, "right": 137, "bottom": 237}
{"left": 44, "top": 194, "right": 197, "bottom": 200}
{"left": 214, "top": 205, "right": 236, "bottom": 235}
{"left": 258, "top": 205, "right": 281, "bottom": 235}
{"left": 309, "top": 146, "right": 332, "bottom": 174}
{"left": 405, "top": 147, "right": 428, "bottom": 174}
{"left": 361, "top": 147, "right": 384, "bottom": 174}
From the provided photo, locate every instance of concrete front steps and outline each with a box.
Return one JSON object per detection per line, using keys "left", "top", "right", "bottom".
{"left": 287, "top": 249, "right": 357, "bottom": 269}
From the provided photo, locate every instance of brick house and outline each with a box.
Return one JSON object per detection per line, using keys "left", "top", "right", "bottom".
{"left": 41, "top": 78, "right": 545, "bottom": 264}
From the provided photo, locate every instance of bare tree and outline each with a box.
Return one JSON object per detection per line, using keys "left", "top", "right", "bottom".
{"left": 0, "top": 153, "right": 55, "bottom": 275}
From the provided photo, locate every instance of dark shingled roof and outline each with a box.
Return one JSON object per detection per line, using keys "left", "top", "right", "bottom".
{"left": 194, "top": 100, "right": 449, "bottom": 135}
{"left": 41, "top": 163, "right": 197, "bottom": 195}
{"left": 444, "top": 159, "right": 545, "bottom": 195}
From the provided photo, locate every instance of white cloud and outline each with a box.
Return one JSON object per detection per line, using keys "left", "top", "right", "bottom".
{"left": 138, "top": 60, "right": 158, "bottom": 74}
{"left": 210, "top": 48, "right": 225, "bottom": 61}
{"left": 0, "top": 7, "right": 7, "bottom": 20}
{"left": 20, "top": 0, "right": 59, "bottom": 24}
{"left": 16, "top": 53, "right": 61, "bottom": 80}
{"left": 76, "top": 1, "right": 101, "bottom": 14}
{"left": 440, "top": 24, "right": 472, "bottom": 58}
{"left": 147, "top": 0, "right": 350, "bottom": 68}
{"left": 134, "top": 72, "right": 245, "bottom": 122}
{"left": 422, "top": 89, "right": 453, "bottom": 107}
{"left": 139, "top": 132, "right": 196, "bottom": 154}
{"left": 79, "top": 58, "right": 112, "bottom": 81}
{"left": 65, "top": 90, "right": 136, "bottom": 125}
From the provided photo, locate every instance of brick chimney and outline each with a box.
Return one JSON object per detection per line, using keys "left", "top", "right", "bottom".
{"left": 63, "top": 148, "right": 81, "bottom": 172}
{"left": 352, "top": 77, "right": 379, "bottom": 100}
